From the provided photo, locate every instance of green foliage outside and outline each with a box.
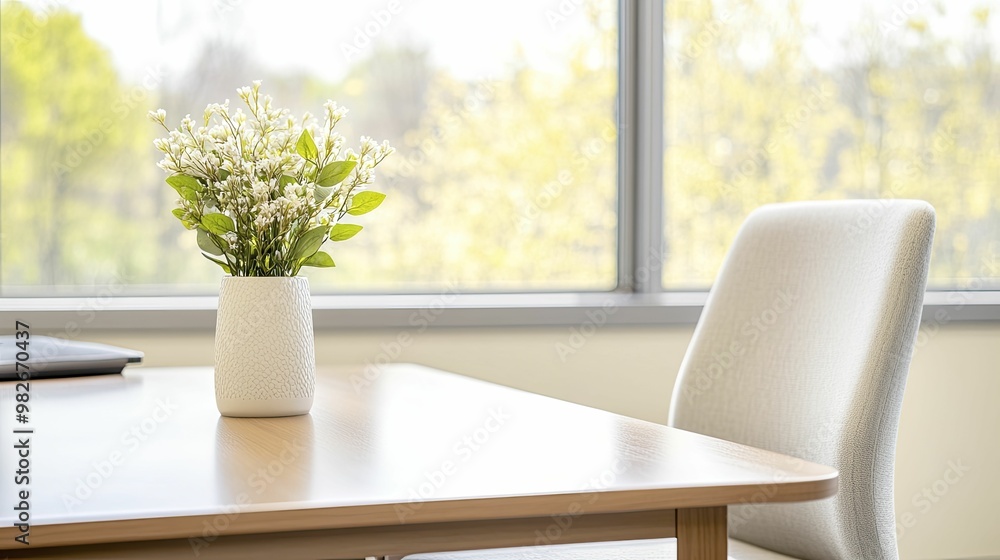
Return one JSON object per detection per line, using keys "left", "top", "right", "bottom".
{"left": 0, "top": 0, "right": 996, "bottom": 295}
{"left": 664, "top": 0, "right": 999, "bottom": 288}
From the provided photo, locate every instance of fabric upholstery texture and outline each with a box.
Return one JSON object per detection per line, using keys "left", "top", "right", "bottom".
{"left": 404, "top": 200, "right": 936, "bottom": 560}
{"left": 668, "top": 200, "right": 934, "bottom": 559}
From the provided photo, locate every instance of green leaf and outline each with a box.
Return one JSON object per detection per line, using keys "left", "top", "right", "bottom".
{"left": 347, "top": 191, "right": 386, "bottom": 216}
{"left": 167, "top": 174, "right": 202, "bottom": 202}
{"left": 296, "top": 130, "right": 318, "bottom": 161}
{"left": 197, "top": 228, "right": 224, "bottom": 256}
{"left": 290, "top": 225, "right": 328, "bottom": 261}
{"left": 201, "top": 253, "right": 231, "bottom": 274}
{"left": 279, "top": 175, "right": 297, "bottom": 188}
{"left": 170, "top": 185, "right": 199, "bottom": 203}
{"left": 316, "top": 160, "right": 356, "bottom": 187}
{"left": 171, "top": 208, "right": 197, "bottom": 230}
{"left": 300, "top": 251, "right": 335, "bottom": 268}
{"left": 166, "top": 174, "right": 203, "bottom": 192}
{"left": 165, "top": 175, "right": 200, "bottom": 203}
{"left": 217, "top": 169, "right": 231, "bottom": 181}
{"left": 313, "top": 184, "right": 335, "bottom": 203}
{"left": 201, "top": 213, "right": 235, "bottom": 236}
{"left": 329, "top": 223, "right": 363, "bottom": 241}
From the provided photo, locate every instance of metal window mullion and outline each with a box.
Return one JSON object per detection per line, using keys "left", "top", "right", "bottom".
{"left": 635, "top": 0, "right": 665, "bottom": 293}
{"left": 618, "top": 0, "right": 665, "bottom": 294}
{"left": 616, "top": 0, "right": 639, "bottom": 293}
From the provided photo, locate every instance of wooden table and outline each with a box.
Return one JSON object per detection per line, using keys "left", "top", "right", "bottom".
{"left": 0, "top": 365, "right": 837, "bottom": 559}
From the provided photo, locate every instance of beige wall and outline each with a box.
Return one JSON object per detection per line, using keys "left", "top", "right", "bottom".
{"left": 87, "top": 322, "right": 999, "bottom": 560}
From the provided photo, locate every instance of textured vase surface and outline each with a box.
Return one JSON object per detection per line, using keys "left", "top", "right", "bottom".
{"left": 215, "top": 276, "right": 315, "bottom": 417}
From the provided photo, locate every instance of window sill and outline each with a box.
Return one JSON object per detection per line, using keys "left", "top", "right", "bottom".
{"left": 0, "top": 291, "right": 997, "bottom": 331}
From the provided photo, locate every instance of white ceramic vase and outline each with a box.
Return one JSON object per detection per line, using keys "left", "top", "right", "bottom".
{"left": 214, "top": 276, "right": 315, "bottom": 417}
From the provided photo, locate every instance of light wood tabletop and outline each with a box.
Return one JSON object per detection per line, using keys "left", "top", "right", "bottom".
{"left": 0, "top": 365, "right": 837, "bottom": 559}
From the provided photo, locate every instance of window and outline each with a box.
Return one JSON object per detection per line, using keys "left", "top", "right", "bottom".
{"left": 1, "top": 0, "right": 997, "bottom": 313}
{"left": 663, "top": 0, "right": 1000, "bottom": 290}
{"left": 0, "top": 0, "right": 618, "bottom": 296}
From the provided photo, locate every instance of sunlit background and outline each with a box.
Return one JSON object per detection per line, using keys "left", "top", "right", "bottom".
{"left": 0, "top": 0, "right": 997, "bottom": 295}
{"left": 663, "top": 0, "right": 1000, "bottom": 290}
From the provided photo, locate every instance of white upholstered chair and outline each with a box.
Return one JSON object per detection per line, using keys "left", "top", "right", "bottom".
{"left": 405, "top": 200, "right": 936, "bottom": 560}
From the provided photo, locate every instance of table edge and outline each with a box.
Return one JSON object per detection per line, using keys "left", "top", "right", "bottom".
{"left": 0, "top": 475, "right": 837, "bottom": 549}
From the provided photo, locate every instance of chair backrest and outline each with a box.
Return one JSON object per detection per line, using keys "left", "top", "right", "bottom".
{"left": 668, "top": 200, "right": 935, "bottom": 560}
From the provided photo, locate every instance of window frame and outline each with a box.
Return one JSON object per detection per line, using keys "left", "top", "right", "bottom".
{"left": 1, "top": 0, "right": 998, "bottom": 330}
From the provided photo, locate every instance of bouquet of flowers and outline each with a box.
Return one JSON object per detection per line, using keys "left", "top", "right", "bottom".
{"left": 149, "top": 81, "right": 393, "bottom": 276}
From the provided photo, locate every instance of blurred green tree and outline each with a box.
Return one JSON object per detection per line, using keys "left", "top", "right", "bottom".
{"left": 0, "top": 0, "right": 996, "bottom": 294}
{"left": 1, "top": 1, "right": 154, "bottom": 289}
{"left": 663, "top": 0, "right": 1000, "bottom": 289}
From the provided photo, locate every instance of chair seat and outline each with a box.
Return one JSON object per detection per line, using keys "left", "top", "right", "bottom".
{"left": 404, "top": 537, "right": 800, "bottom": 560}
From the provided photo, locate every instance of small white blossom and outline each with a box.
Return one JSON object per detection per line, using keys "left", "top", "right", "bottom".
{"left": 147, "top": 109, "right": 166, "bottom": 125}
{"left": 323, "top": 100, "right": 348, "bottom": 125}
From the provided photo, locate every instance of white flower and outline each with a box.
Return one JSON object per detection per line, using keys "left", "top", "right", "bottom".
{"left": 147, "top": 109, "right": 166, "bottom": 125}
{"left": 377, "top": 140, "right": 395, "bottom": 158}
{"left": 323, "top": 100, "right": 348, "bottom": 123}
{"left": 253, "top": 213, "right": 271, "bottom": 231}
{"left": 250, "top": 179, "right": 271, "bottom": 202}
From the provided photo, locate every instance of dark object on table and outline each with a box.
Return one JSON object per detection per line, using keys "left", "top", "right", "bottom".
{"left": 0, "top": 335, "right": 143, "bottom": 381}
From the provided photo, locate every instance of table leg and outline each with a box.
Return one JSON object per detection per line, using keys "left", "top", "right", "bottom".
{"left": 676, "top": 506, "right": 727, "bottom": 560}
